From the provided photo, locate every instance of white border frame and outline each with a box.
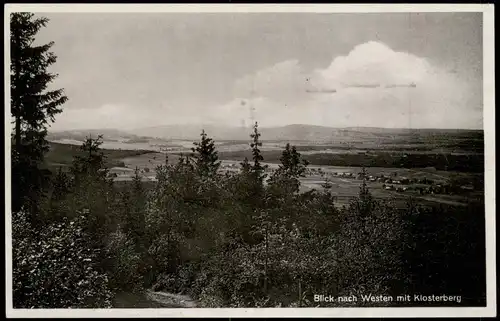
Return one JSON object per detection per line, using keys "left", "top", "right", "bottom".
{"left": 4, "top": 4, "right": 496, "bottom": 318}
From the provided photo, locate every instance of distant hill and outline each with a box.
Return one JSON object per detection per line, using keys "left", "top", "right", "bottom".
{"left": 128, "top": 124, "right": 248, "bottom": 141}
{"left": 49, "top": 124, "right": 483, "bottom": 145}
{"left": 47, "top": 128, "right": 144, "bottom": 142}
{"left": 126, "top": 124, "right": 391, "bottom": 142}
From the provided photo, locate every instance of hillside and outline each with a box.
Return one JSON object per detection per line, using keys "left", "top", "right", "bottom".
{"left": 47, "top": 128, "right": 144, "bottom": 142}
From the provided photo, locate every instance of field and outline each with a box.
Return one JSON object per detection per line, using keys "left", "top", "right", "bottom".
{"left": 46, "top": 128, "right": 484, "bottom": 208}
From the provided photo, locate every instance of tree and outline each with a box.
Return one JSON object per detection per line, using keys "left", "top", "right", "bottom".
{"left": 71, "top": 135, "right": 108, "bottom": 182}
{"left": 10, "top": 13, "right": 68, "bottom": 216}
{"left": 352, "top": 167, "right": 374, "bottom": 218}
{"left": 192, "top": 129, "right": 221, "bottom": 179}
{"left": 249, "top": 122, "right": 267, "bottom": 184}
{"left": 70, "top": 136, "right": 112, "bottom": 247}
{"left": 279, "top": 144, "right": 309, "bottom": 177}
{"left": 240, "top": 157, "right": 251, "bottom": 174}
{"left": 46, "top": 166, "right": 72, "bottom": 222}
{"left": 126, "top": 167, "right": 147, "bottom": 247}
{"left": 236, "top": 123, "right": 268, "bottom": 208}
{"left": 268, "top": 143, "right": 309, "bottom": 195}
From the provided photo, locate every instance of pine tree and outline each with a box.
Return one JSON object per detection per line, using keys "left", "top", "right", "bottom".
{"left": 249, "top": 122, "right": 267, "bottom": 184}
{"left": 352, "top": 167, "right": 374, "bottom": 219}
{"left": 125, "top": 167, "right": 146, "bottom": 248}
{"left": 132, "top": 166, "right": 143, "bottom": 195}
{"left": 240, "top": 157, "right": 251, "bottom": 174}
{"left": 71, "top": 135, "right": 108, "bottom": 183}
{"left": 192, "top": 129, "right": 221, "bottom": 178}
{"left": 10, "top": 13, "right": 68, "bottom": 215}
{"left": 269, "top": 143, "right": 309, "bottom": 195}
{"left": 279, "top": 144, "right": 308, "bottom": 178}
{"left": 51, "top": 167, "right": 70, "bottom": 201}
{"left": 47, "top": 166, "right": 72, "bottom": 222}
{"left": 236, "top": 122, "right": 268, "bottom": 208}
{"left": 70, "top": 136, "right": 111, "bottom": 246}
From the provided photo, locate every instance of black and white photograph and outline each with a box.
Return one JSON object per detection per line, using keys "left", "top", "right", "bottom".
{"left": 5, "top": 4, "right": 496, "bottom": 318}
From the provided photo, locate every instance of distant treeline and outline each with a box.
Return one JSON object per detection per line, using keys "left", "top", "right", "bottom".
{"left": 45, "top": 142, "right": 152, "bottom": 169}
{"left": 303, "top": 152, "right": 484, "bottom": 173}
{"left": 217, "top": 150, "right": 484, "bottom": 173}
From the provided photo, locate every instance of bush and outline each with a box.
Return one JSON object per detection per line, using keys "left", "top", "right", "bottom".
{"left": 12, "top": 211, "right": 113, "bottom": 308}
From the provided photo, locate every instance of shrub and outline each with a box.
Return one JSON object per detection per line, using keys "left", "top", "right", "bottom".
{"left": 12, "top": 211, "right": 113, "bottom": 308}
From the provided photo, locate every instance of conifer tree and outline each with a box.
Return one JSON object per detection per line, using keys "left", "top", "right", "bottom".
{"left": 192, "top": 129, "right": 221, "bottom": 178}
{"left": 240, "top": 157, "right": 251, "bottom": 174}
{"left": 71, "top": 135, "right": 108, "bottom": 183}
{"left": 269, "top": 143, "right": 309, "bottom": 195}
{"left": 10, "top": 13, "right": 68, "bottom": 215}
{"left": 351, "top": 167, "right": 374, "bottom": 219}
{"left": 70, "top": 136, "right": 111, "bottom": 246}
{"left": 249, "top": 122, "right": 267, "bottom": 184}
{"left": 128, "top": 166, "right": 146, "bottom": 246}
{"left": 51, "top": 167, "right": 71, "bottom": 201}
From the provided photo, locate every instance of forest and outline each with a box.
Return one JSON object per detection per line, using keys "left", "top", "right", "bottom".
{"left": 10, "top": 13, "right": 486, "bottom": 309}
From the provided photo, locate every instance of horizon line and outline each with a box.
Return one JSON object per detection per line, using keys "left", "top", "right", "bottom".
{"left": 48, "top": 123, "right": 484, "bottom": 133}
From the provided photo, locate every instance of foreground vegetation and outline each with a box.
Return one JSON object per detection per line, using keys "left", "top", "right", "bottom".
{"left": 13, "top": 126, "right": 486, "bottom": 308}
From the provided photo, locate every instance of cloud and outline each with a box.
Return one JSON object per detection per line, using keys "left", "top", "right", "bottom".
{"left": 316, "top": 41, "right": 431, "bottom": 87}
{"left": 218, "top": 41, "right": 481, "bottom": 129}
{"left": 50, "top": 41, "right": 482, "bottom": 131}
{"left": 233, "top": 60, "right": 312, "bottom": 104}
{"left": 50, "top": 103, "right": 207, "bottom": 131}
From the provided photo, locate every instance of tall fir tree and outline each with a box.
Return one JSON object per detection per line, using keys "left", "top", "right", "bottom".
{"left": 192, "top": 129, "right": 221, "bottom": 179}
{"left": 249, "top": 122, "right": 267, "bottom": 184}
{"left": 10, "top": 13, "right": 68, "bottom": 216}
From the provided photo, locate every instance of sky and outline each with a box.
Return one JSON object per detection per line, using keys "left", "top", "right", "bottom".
{"left": 32, "top": 12, "right": 483, "bottom": 130}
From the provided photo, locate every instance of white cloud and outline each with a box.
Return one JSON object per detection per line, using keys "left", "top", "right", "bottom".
{"left": 217, "top": 41, "right": 481, "bottom": 129}
{"left": 317, "top": 41, "right": 431, "bottom": 87}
